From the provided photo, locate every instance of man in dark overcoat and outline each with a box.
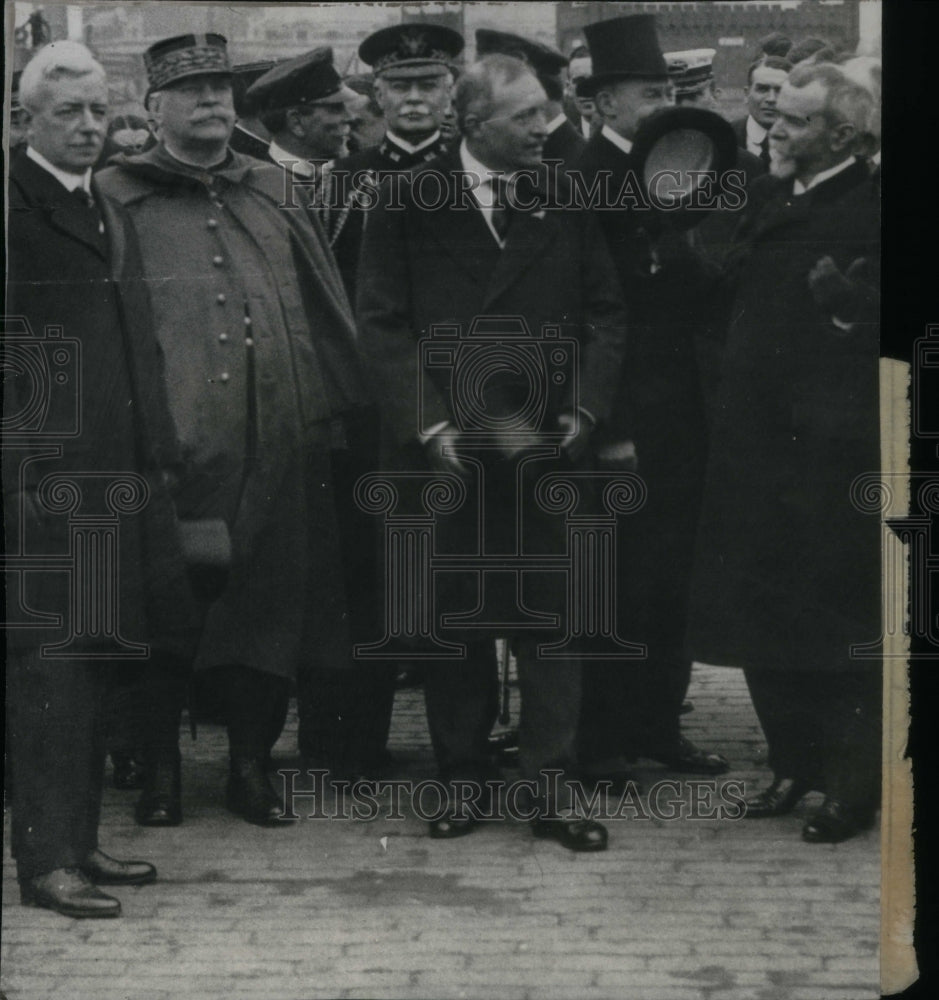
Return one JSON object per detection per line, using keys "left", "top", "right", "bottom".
{"left": 357, "top": 54, "right": 629, "bottom": 851}
{"left": 4, "top": 41, "right": 195, "bottom": 917}
{"left": 687, "top": 63, "right": 881, "bottom": 843}
{"left": 97, "top": 33, "right": 370, "bottom": 827}
{"left": 573, "top": 14, "right": 729, "bottom": 787}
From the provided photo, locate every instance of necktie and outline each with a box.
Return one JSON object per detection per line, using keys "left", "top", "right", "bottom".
{"left": 70, "top": 186, "right": 106, "bottom": 241}
{"left": 759, "top": 134, "right": 771, "bottom": 170}
{"left": 489, "top": 177, "right": 512, "bottom": 244}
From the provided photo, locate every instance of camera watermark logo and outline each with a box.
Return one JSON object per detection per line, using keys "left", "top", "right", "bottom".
{"left": 355, "top": 315, "right": 645, "bottom": 660}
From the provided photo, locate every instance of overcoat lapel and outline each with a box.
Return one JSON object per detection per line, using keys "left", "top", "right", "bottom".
{"left": 483, "top": 205, "right": 560, "bottom": 309}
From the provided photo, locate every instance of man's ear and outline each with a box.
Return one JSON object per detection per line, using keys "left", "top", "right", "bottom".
{"left": 286, "top": 107, "right": 306, "bottom": 139}
{"left": 830, "top": 120, "right": 857, "bottom": 156}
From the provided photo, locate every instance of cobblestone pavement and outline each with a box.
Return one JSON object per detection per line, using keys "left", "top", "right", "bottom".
{"left": 2, "top": 664, "right": 880, "bottom": 1000}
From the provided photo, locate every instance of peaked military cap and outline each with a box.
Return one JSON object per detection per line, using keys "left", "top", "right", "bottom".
{"left": 359, "top": 23, "right": 463, "bottom": 79}
{"left": 246, "top": 48, "right": 356, "bottom": 112}
{"left": 665, "top": 48, "right": 716, "bottom": 97}
{"left": 144, "top": 33, "right": 231, "bottom": 101}
{"left": 475, "top": 29, "right": 568, "bottom": 80}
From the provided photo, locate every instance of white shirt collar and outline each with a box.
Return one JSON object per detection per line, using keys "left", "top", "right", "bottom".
{"left": 546, "top": 113, "right": 568, "bottom": 135}
{"left": 26, "top": 146, "right": 92, "bottom": 194}
{"left": 745, "top": 115, "right": 768, "bottom": 150}
{"left": 459, "top": 139, "right": 513, "bottom": 246}
{"left": 601, "top": 124, "right": 633, "bottom": 155}
{"left": 386, "top": 129, "right": 441, "bottom": 155}
{"left": 268, "top": 140, "right": 319, "bottom": 179}
{"left": 792, "top": 156, "right": 856, "bottom": 195}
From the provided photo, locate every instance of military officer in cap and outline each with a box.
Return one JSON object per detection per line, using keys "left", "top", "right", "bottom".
{"left": 229, "top": 60, "right": 275, "bottom": 160}
{"left": 574, "top": 14, "right": 730, "bottom": 788}
{"left": 325, "top": 22, "right": 463, "bottom": 300}
{"left": 246, "top": 47, "right": 357, "bottom": 188}
{"left": 475, "top": 29, "right": 584, "bottom": 169}
{"left": 97, "top": 32, "right": 370, "bottom": 829}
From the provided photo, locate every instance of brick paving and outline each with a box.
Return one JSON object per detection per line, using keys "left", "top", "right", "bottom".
{"left": 1, "top": 664, "right": 880, "bottom": 1000}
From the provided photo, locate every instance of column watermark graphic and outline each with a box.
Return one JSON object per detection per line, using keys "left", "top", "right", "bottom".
{"left": 1, "top": 315, "right": 150, "bottom": 658}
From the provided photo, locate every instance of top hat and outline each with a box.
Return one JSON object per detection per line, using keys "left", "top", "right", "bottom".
{"left": 665, "top": 48, "right": 716, "bottom": 98}
{"left": 246, "top": 48, "right": 356, "bottom": 113}
{"left": 359, "top": 23, "right": 464, "bottom": 79}
{"left": 475, "top": 29, "right": 568, "bottom": 81}
{"left": 143, "top": 33, "right": 231, "bottom": 104}
{"left": 580, "top": 14, "right": 668, "bottom": 96}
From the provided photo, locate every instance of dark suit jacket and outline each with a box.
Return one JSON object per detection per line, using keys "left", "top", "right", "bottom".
{"left": 356, "top": 146, "right": 628, "bottom": 448}
{"left": 355, "top": 147, "right": 629, "bottom": 634}
{"left": 4, "top": 150, "right": 194, "bottom": 656}
{"left": 731, "top": 116, "right": 748, "bottom": 149}
{"left": 543, "top": 119, "right": 586, "bottom": 171}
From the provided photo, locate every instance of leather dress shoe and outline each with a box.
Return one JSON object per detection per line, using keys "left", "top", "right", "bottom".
{"left": 679, "top": 700, "right": 694, "bottom": 715}
{"left": 532, "top": 818, "right": 608, "bottom": 852}
{"left": 111, "top": 751, "right": 148, "bottom": 790}
{"left": 135, "top": 757, "right": 182, "bottom": 827}
{"left": 20, "top": 868, "right": 121, "bottom": 918}
{"left": 744, "top": 777, "right": 809, "bottom": 818}
{"left": 802, "top": 798, "right": 876, "bottom": 844}
{"left": 80, "top": 849, "right": 156, "bottom": 886}
{"left": 647, "top": 737, "right": 730, "bottom": 775}
{"left": 227, "top": 757, "right": 292, "bottom": 826}
{"left": 428, "top": 814, "right": 477, "bottom": 839}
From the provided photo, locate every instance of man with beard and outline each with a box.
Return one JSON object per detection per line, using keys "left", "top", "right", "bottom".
{"left": 573, "top": 14, "right": 729, "bottom": 791}
{"left": 688, "top": 63, "right": 881, "bottom": 843}
{"left": 97, "top": 33, "right": 369, "bottom": 828}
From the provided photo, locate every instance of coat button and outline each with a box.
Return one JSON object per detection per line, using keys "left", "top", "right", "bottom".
{"left": 218, "top": 333, "right": 229, "bottom": 343}
{"left": 216, "top": 293, "right": 226, "bottom": 304}
{"left": 245, "top": 337, "right": 255, "bottom": 348}
{"left": 207, "top": 218, "right": 218, "bottom": 228}
{"left": 244, "top": 316, "right": 252, "bottom": 327}
{"left": 219, "top": 372, "right": 230, "bottom": 383}
{"left": 212, "top": 255, "right": 224, "bottom": 266}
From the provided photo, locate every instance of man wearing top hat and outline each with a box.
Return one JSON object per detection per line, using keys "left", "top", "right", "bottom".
{"left": 475, "top": 29, "right": 584, "bottom": 169}
{"left": 246, "top": 47, "right": 357, "bottom": 187}
{"left": 574, "top": 14, "right": 730, "bottom": 789}
{"left": 325, "top": 22, "right": 463, "bottom": 301}
{"left": 96, "top": 32, "right": 370, "bottom": 829}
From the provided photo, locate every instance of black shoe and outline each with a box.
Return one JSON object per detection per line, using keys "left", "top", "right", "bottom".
{"left": 647, "top": 737, "right": 730, "bottom": 775}
{"left": 20, "top": 868, "right": 121, "bottom": 918}
{"left": 679, "top": 700, "right": 694, "bottom": 715}
{"left": 135, "top": 756, "right": 182, "bottom": 827}
{"left": 80, "top": 849, "right": 156, "bottom": 886}
{"left": 532, "top": 818, "right": 608, "bottom": 852}
{"left": 428, "top": 814, "right": 477, "bottom": 839}
{"left": 227, "top": 757, "right": 292, "bottom": 826}
{"left": 111, "top": 751, "right": 148, "bottom": 790}
{"left": 744, "top": 777, "right": 810, "bottom": 818}
{"left": 802, "top": 798, "right": 876, "bottom": 844}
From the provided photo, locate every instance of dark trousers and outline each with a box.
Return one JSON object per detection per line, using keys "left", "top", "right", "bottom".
{"left": 423, "top": 638, "right": 581, "bottom": 811}
{"left": 7, "top": 650, "right": 110, "bottom": 881}
{"left": 744, "top": 667, "right": 882, "bottom": 810}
